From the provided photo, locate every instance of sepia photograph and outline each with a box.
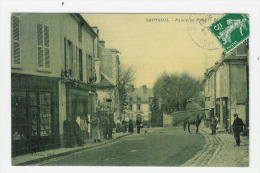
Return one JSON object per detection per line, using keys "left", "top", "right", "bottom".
{"left": 1, "top": 1, "right": 260, "bottom": 172}
{"left": 10, "top": 12, "right": 249, "bottom": 167}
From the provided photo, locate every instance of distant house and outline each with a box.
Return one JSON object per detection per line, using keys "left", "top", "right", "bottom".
{"left": 204, "top": 42, "right": 249, "bottom": 132}
{"left": 125, "top": 85, "right": 154, "bottom": 126}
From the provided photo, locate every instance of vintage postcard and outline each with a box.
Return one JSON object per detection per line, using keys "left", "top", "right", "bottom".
{"left": 9, "top": 12, "right": 251, "bottom": 167}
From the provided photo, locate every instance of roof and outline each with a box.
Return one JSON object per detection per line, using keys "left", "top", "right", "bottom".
{"left": 72, "top": 14, "right": 97, "bottom": 38}
{"left": 98, "top": 44, "right": 119, "bottom": 82}
{"left": 97, "top": 73, "right": 115, "bottom": 87}
{"left": 128, "top": 86, "right": 154, "bottom": 102}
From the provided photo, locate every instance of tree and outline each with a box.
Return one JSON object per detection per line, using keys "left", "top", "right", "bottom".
{"left": 118, "top": 65, "right": 135, "bottom": 117}
{"left": 153, "top": 72, "right": 202, "bottom": 115}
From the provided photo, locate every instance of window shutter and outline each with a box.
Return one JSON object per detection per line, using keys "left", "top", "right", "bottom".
{"left": 45, "top": 48, "right": 50, "bottom": 68}
{"left": 38, "top": 47, "right": 43, "bottom": 67}
{"left": 13, "top": 41, "right": 20, "bottom": 64}
{"left": 37, "top": 23, "right": 43, "bottom": 46}
{"left": 12, "top": 16, "right": 19, "bottom": 41}
{"left": 44, "top": 25, "right": 49, "bottom": 47}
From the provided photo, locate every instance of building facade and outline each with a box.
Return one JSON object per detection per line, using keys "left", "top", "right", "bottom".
{"left": 125, "top": 85, "right": 153, "bottom": 126}
{"left": 204, "top": 42, "right": 249, "bottom": 132}
{"left": 11, "top": 13, "right": 97, "bottom": 156}
{"left": 94, "top": 38, "right": 120, "bottom": 125}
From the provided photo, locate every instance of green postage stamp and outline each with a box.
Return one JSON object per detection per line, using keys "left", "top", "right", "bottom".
{"left": 209, "top": 14, "right": 249, "bottom": 52}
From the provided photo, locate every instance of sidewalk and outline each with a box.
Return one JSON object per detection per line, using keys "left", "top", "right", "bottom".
{"left": 182, "top": 125, "right": 249, "bottom": 167}
{"left": 12, "top": 131, "right": 132, "bottom": 166}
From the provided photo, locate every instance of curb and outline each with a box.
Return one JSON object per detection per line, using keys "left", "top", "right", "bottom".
{"left": 13, "top": 133, "right": 132, "bottom": 166}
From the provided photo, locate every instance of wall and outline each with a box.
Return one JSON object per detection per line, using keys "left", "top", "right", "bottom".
{"left": 11, "top": 13, "right": 63, "bottom": 78}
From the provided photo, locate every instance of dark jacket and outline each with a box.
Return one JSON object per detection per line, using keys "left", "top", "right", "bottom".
{"left": 233, "top": 118, "right": 244, "bottom": 132}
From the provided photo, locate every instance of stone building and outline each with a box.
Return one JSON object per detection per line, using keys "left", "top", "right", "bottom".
{"left": 125, "top": 85, "right": 154, "bottom": 126}
{"left": 204, "top": 42, "right": 249, "bottom": 132}
{"left": 94, "top": 36, "right": 120, "bottom": 125}
{"left": 11, "top": 13, "right": 97, "bottom": 156}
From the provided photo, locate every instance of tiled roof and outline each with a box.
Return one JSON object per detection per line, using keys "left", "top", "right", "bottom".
{"left": 128, "top": 87, "right": 153, "bottom": 102}
{"left": 97, "top": 73, "right": 115, "bottom": 87}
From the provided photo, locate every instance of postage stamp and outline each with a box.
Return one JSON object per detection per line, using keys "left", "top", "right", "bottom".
{"left": 208, "top": 14, "right": 249, "bottom": 52}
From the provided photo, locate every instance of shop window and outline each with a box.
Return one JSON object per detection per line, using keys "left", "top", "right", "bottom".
{"left": 12, "top": 15, "right": 20, "bottom": 65}
{"left": 37, "top": 23, "right": 50, "bottom": 68}
{"left": 12, "top": 91, "right": 27, "bottom": 140}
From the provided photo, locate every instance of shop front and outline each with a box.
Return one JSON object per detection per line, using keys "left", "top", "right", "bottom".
{"left": 11, "top": 74, "right": 59, "bottom": 157}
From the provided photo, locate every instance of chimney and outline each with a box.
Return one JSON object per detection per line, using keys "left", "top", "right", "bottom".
{"left": 91, "top": 26, "right": 99, "bottom": 38}
{"left": 99, "top": 40, "right": 105, "bottom": 47}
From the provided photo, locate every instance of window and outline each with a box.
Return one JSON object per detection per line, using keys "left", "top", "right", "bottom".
{"left": 129, "top": 104, "right": 133, "bottom": 111}
{"left": 12, "top": 16, "right": 20, "bottom": 65}
{"left": 68, "top": 41, "right": 73, "bottom": 73}
{"left": 149, "top": 104, "right": 152, "bottom": 111}
{"left": 37, "top": 23, "right": 50, "bottom": 68}
{"left": 137, "top": 104, "right": 141, "bottom": 111}
{"left": 87, "top": 55, "right": 93, "bottom": 82}
{"left": 78, "top": 24, "right": 82, "bottom": 43}
{"left": 79, "top": 49, "right": 83, "bottom": 81}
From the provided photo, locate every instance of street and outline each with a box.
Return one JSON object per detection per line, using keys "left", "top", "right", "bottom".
{"left": 39, "top": 127, "right": 205, "bottom": 166}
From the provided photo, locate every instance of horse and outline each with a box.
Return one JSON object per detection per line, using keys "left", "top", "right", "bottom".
{"left": 183, "top": 114, "right": 204, "bottom": 133}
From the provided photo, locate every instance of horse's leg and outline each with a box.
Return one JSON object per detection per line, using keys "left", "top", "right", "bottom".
{"left": 188, "top": 123, "right": 191, "bottom": 133}
{"left": 183, "top": 122, "right": 187, "bottom": 131}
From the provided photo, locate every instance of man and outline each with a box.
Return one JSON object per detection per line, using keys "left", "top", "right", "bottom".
{"left": 136, "top": 114, "right": 142, "bottom": 134}
{"left": 210, "top": 116, "right": 218, "bottom": 135}
{"left": 91, "top": 116, "right": 102, "bottom": 143}
{"left": 232, "top": 113, "right": 244, "bottom": 146}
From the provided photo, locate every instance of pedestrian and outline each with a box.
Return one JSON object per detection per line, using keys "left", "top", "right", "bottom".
{"left": 107, "top": 114, "right": 113, "bottom": 139}
{"left": 232, "top": 113, "right": 244, "bottom": 146}
{"left": 122, "top": 119, "right": 127, "bottom": 133}
{"left": 103, "top": 116, "right": 110, "bottom": 139}
{"left": 80, "top": 115, "right": 87, "bottom": 144}
{"left": 210, "top": 116, "right": 217, "bottom": 135}
{"left": 128, "top": 119, "right": 134, "bottom": 133}
{"left": 73, "top": 116, "right": 83, "bottom": 146}
{"left": 91, "top": 116, "right": 102, "bottom": 143}
{"left": 136, "top": 114, "right": 142, "bottom": 134}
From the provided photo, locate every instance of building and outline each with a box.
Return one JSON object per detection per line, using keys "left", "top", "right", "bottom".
{"left": 125, "top": 85, "right": 154, "bottom": 126}
{"left": 204, "top": 42, "right": 249, "bottom": 132}
{"left": 94, "top": 36, "right": 120, "bottom": 125}
{"left": 11, "top": 13, "right": 97, "bottom": 156}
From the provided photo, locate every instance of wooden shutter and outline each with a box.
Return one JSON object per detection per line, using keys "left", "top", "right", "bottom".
{"left": 12, "top": 16, "right": 19, "bottom": 41}
{"left": 12, "top": 16, "right": 20, "bottom": 64}
{"left": 37, "top": 24, "right": 43, "bottom": 46}
{"left": 44, "top": 25, "right": 50, "bottom": 68}
{"left": 13, "top": 41, "right": 20, "bottom": 64}
{"left": 44, "top": 25, "right": 49, "bottom": 47}
{"left": 45, "top": 48, "right": 50, "bottom": 68}
{"left": 38, "top": 47, "right": 43, "bottom": 67}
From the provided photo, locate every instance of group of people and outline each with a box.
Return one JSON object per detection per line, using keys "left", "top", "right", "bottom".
{"left": 209, "top": 113, "right": 245, "bottom": 146}
{"left": 63, "top": 113, "right": 145, "bottom": 148}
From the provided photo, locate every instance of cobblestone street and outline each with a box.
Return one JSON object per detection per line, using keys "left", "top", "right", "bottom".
{"left": 182, "top": 125, "right": 249, "bottom": 167}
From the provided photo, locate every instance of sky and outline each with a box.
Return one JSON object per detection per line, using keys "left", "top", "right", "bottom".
{"left": 82, "top": 14, "right": 225, "bottom": 88}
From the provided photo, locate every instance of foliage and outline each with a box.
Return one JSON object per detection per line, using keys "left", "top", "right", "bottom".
{"left": 151, "top": 97, "right": 163, "bottom": 127}
{"left": 153, "top": 72, "right": 202, "bottom": 115}
{"left": 118, "top": 65, "right": 135, "bottom": 116}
